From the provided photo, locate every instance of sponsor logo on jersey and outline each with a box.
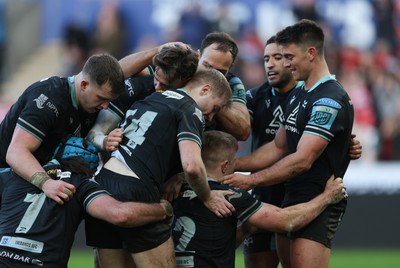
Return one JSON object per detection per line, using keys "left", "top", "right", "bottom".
{"left": 0, "top": 236, "right": 44, "bottom": 253}
{"left": 0, "top": 249, "right": 43, "bottom": 265}
{"left": 33, "top": 94, "right": 48, "bottom": 109}
{"left": 162, "top": 90, "right": 184, "bottom": 99}
{"left": 313, "top": 98, "right": 341, "bottom": 109}
{"left": 176, "top": 256, "right": 194, "bottom": 267}
{"left": 125, "top": 79, "right": 135, "bottom": 96}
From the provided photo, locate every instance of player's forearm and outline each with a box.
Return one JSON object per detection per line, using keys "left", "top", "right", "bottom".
{"left": 114, "top": 202, "right": 169, "bottom": 227}
{"left": 281, "top": 193, "right": 331, "bottom": 232}
{"left": 235, "top": 142, "right": 284, "bottom": 172}
{"left": 215, "top": 106, "right": 250, "bottom": 141}
{"left": 251, "top": 152, "right": 309, "bottom": 187}
{"left": 119, "top": 46, "right": 159, "bottom": 78}
{"left": 184, "top": 167, "right": 211, "bottom": 202}
{"left": 7, "top": 148, "right": 49, "bottom": 188}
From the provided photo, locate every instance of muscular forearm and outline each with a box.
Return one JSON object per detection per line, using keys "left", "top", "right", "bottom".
{"left": 235, "top": 141, "right": 286, "bottom": 172}
{"left": 119, "top": 47, "right": 159, "bottom": 78}
{"left": 215, "top": 105, "right": 250, "bottom": 141}
{"left": 7, "top": 148, "right": 48, "bottom": 186}
{"left": 280, "top": 193, "right": 332, "bottom": 232}
{"left": 251, "top": 152, "right": 310, "bottom": 187}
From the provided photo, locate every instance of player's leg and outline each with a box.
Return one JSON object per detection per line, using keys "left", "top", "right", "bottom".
{"left": 276, "top": 233, "right": 291, "bottom": 268}
{"left": 287, "top": 200, "right": 346, "bottom": 268}
{"left": 97, "top": 248, "right": 136, "bottom": 268}
{"left": 291, "top": 238, "right": 330, "bottom": 268}
{"left": 243, "top": 230, "right": 280, "bottom": 268}
{"left": 132, "top": 237, "right": 176, "bottom": 268}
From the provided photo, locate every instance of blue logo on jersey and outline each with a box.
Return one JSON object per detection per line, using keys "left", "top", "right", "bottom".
{"left": 310, "top": 105, "right": 338, "bottom": 128}
{"left": 313, "top": 98, "right": 341, "bottom": 109}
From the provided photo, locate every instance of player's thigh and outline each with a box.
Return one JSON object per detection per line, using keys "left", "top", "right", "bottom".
{"left": 97, "top": 248, "right": 136, "bottom": 268}
{"left": 132, "top": 237, "right": 176, "bottom": 268}
{"left": 244, "top": 251, "right": 280, "bottom": 268}
{"left": 244, "top": 230, "right": 280, "bottom": 268}
{"left": 291, "top": 238, "right": 330, "bottom": 268}
{"left": 276, "top": 233, "right": 291, "bottom": 268}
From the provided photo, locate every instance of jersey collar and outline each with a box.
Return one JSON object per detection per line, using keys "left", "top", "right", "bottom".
{"left": 68, "top": 76, "right": 79, "bottom": 110}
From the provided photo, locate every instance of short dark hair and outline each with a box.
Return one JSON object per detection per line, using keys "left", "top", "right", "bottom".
{"left": 82, "top": 53, "right": 125, "bottom": 97}
{"left": 201, "top": 130, "right": 238, "bottom": 169}
{"left": 265, "top": 35, "right": 276, "bottom": 46}
{"left": 275, "top": 19, "right": 325, "bottom": 55}
{"left": 200, "top": 32, "right": 239, "bottom": 65}
{"left": 153, "top": 45, "right": 199, "bottom": 86}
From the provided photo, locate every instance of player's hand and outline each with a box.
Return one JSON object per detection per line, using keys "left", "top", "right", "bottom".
{"left": 221, "top": 173, "right": 253, "bottom": 191}
{"left": 161, "top": 173, "right": 185, "bottom": 202}
{"left": 41, "top": 179, "right": 76, "bottom": 205}
{"left": 324, "top": 175, "right": 347, "bottom": 204}
{"left": 160, "top": 199, "right": 174, "bottom": 225}
{"left": 104, "top": 128, "right": 123, "bottom": 152}
{"left": 203, "top": 190, "right": 235, "bottom": 218}
{"left": 349, "top": 134, "right": 362, "bottom": 160}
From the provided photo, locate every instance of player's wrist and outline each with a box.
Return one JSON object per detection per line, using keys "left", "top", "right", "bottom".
{"left": 30, "top": 172, "right": 51, "bottom": 189}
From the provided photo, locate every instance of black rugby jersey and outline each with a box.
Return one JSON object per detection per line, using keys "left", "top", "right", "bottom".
{"left": 246, "top": 82, "right": 293, "bottom": 206}
{"left": 0, "top": 76, "right": 97, "bottom": 167}
{"left": 117, "top": 89, "right": 204, "bottom": 191}
{"left": 172, "top": 180, "right": 262, "bottom": 268}
{"left": 282, "top": 78, "right": 354, "bottom": 207}
{"left": 107, "top": 75, "right": 155, "bottom": 121}
{"left": 0, "top": 162, "right": 109, "bottom": 267}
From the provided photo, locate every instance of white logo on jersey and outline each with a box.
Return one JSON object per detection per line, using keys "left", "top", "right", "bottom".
{"left": 265, "top": 99, "right": 271, "bottom": 109}
{"left": 162, "top": 90, "right": 184, "bottom": 99}
{"left": 227, "top": 191, "right": 242, "bottom": 201}
{"left": 193, "top": 107, "right": 203, "bottom": 122}
{"left": 287, "top": 103, "right": 299, "bottom": 125}
{"left": 302, "top": 100, "right": 308, "bottom": 108}
{"left": 289, "top": 95, "right": 296, "bottom": 105}
{"left": 33, "top": 94, "right": 48, "bottom": 109}
{"left": 269, "top": 106, "right": 285, "bottom": 128}
{"left": 182, "top": 190, "right": 197, "bottom": 200}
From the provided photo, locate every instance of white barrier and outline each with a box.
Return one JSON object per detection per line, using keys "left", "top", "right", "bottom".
{"left": 344, "top": 161, "right": 400, "bottom": 195}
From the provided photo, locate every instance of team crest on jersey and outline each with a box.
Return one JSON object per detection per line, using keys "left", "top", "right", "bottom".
{"left": 162, "top": 90, "right": 184, "bottom": 99}
{"left": 289, "top": 95, "right": 296, "bottom": 105}
{"left": 33, "top": 94, "right": 48, "bottom": 109}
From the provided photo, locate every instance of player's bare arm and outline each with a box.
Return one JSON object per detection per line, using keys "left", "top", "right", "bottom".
{"left": 215, "top": 103, "right": 251, "bottom": 141}
{"left": 223, "top": 132, "right": 327, "bottom": 190}
{"left": 179, "top": 139, "right": 235, "bottom": 217}
{"left": 87, "top": 109, "right": 122, "bottom": 151}
{"left": 7, "top": 127, "right": 76, "bottom": 204}
{"left": 247, "top": 175, "right": 345, "bottom": 233}
{"left": 87, "top": 196, "right": 173, "bottom": 227}
{"left": 235, "top": 127, "right": 288, "bottom": 172}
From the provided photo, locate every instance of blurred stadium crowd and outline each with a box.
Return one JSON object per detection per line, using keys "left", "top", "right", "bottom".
{"left": 1, "top": 0, "right": 400, "bottom": 162}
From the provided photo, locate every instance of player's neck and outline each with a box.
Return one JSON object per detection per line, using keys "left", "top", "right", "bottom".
{"left": 304, "top": 62, "right": 330, "bottom": 91}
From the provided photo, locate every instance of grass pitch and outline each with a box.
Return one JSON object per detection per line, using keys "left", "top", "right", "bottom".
{"left": 68, "top": 247, "right": 400, "bottom": 268}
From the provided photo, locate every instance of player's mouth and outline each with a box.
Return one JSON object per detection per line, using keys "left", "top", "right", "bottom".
{"left": 267, "top": 71, "right": 279, "bottom": 79}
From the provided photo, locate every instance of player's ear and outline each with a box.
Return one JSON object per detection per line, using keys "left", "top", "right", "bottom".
{"left": 221, "top": 160, "right": 229, "bottom": 174}
{"left": 200, "top": 84, "right": 211, "bottom": 96}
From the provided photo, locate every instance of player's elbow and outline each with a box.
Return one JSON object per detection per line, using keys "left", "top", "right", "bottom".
{"left": 109, "top": 209, "right": 131, "bottom": 227}
{"left": 236, "top": 123, "right": 251, "bottom": 141}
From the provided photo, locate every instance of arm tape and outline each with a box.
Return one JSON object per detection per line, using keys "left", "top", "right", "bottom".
{"left": 30, "top": 172, "right": 51, "bottom": 189}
